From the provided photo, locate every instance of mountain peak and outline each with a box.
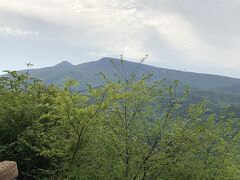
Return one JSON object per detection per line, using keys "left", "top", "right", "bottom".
{"left": 98, "top": 57, "right": 121, "bottom": 62}
{"left": 54, "top": 61, "right": 74, "bottom": 67}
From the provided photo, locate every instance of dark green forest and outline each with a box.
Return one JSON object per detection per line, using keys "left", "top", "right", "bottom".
{"left": 0, "top": 61, "right": 240, "bottom": 179}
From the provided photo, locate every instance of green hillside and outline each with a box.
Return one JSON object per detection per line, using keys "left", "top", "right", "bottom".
{"left": 15, "top": 57, "right": 239, "bottom": 105}
{"left": 24, "top": 58, "right": 240, "bottom": 90}
{"left": 1, "top": 67, "right": 239, "bottom": 179}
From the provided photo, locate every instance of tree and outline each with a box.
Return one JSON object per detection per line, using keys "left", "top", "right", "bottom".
{"left": 0, "top": 59, "right": 239, "bottom": 179}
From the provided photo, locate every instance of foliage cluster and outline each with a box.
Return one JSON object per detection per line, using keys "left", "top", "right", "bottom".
{"left": 0, "top": 62, "right": 239, "bottom": 179}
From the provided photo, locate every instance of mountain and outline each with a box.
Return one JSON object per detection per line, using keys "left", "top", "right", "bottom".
{"left": 6, "top": 57, "right": 240, "bottom": 104}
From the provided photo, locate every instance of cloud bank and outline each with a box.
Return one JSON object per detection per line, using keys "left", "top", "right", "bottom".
{"left": 0, "top": 0, "right": 240, "bottom": 77}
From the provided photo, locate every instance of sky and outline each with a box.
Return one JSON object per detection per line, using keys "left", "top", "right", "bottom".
{"left": 0, "top": 0, "right": 240, "bottom": 78}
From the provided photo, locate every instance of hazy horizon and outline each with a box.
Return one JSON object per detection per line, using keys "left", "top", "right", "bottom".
{"left": 1, "top": 57, "right": 240, "bottom": 80}
{"left": 1, "top": 0, "right": 240, "bottom": 78}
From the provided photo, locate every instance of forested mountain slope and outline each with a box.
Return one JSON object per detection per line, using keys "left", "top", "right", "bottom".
{"left": 7, "top": 57, "right": 240, "bottom": 104}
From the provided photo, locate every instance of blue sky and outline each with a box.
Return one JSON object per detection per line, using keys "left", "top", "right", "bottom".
{"left": 0, "top": 0, "right": 240, "bottom": 78}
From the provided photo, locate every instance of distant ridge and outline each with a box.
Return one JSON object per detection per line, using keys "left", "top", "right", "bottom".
{"left": 2, "top": 57, "right": 240, "bottom": 104}
{"left": 54, "top": 61, "right": 74, "bottom": 68}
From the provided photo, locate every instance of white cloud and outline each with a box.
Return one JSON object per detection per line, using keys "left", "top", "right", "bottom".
{"left": 0, "top": 26, "right": 39, "bottom": 36}
{"left": 0, "top": 0, "right": 240, "bottom": 77}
